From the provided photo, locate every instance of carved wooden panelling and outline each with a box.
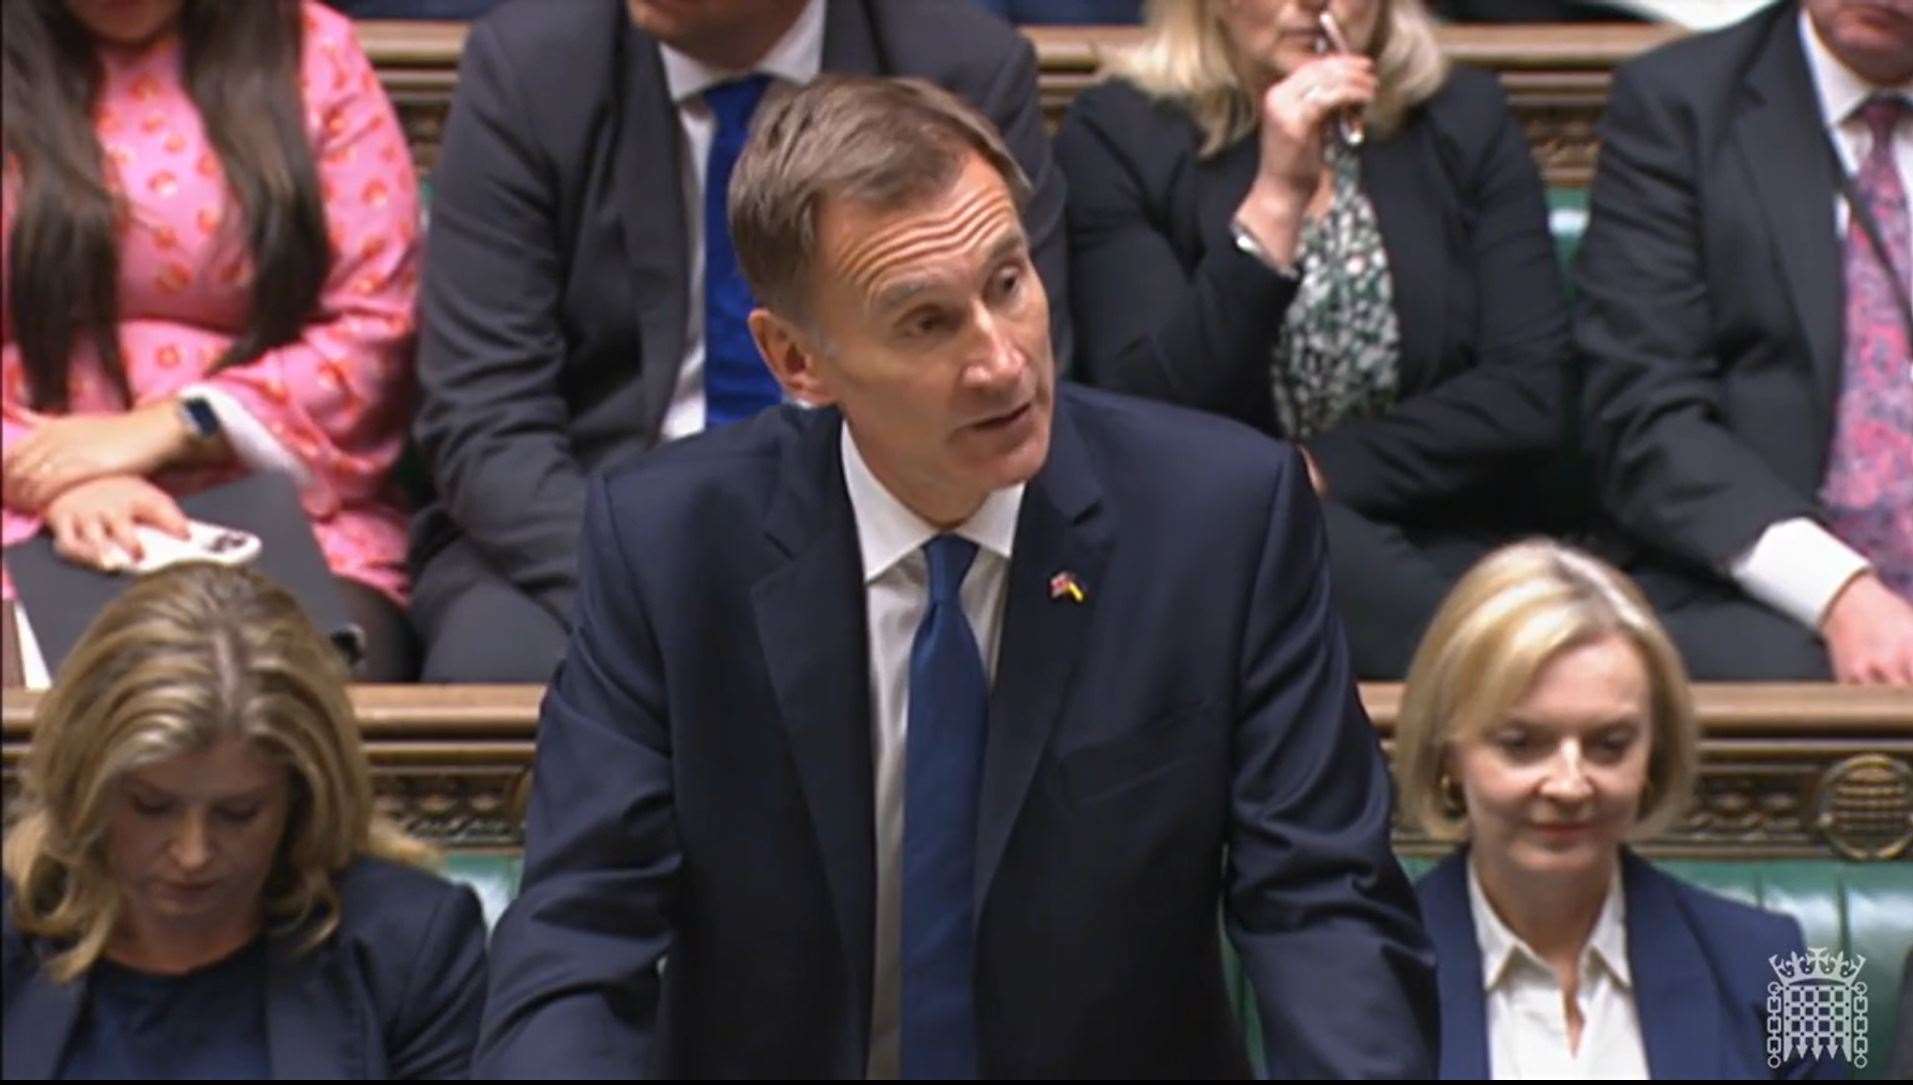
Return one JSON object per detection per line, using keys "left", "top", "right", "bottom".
{"left": 356, "top": 21, "right": 1687, "bottom": 191}
{"left": 8, "top": 686, "right": 1908, "bottom": 858}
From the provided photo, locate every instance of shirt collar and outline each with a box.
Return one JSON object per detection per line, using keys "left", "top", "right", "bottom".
{"left": 1468, "top": 858, "right": 1633, "bottom": 992}
{"left": 658, "top": 0, "right": 826, "bottom": 105}
{"left": 840, "top": 421, "right": 1024, "bottom": 585}
{"left": 1799, "top": 6, "right": 1913, "bottom": 136}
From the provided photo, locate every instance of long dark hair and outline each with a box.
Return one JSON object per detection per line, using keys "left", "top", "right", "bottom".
{"left": 2, "top": 0, "right": 328, "bottom": 412}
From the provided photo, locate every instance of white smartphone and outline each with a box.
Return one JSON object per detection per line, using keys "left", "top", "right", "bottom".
{"left": 107, "top": 520, "right": 263, "bottom": 575}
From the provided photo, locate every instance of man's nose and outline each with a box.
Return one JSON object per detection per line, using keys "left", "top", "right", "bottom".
{"left": 962, "top": 302, "right": 1025, "bottom": 389}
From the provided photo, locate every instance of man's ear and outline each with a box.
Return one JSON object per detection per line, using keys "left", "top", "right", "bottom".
{"left": 749, "top": 308, "right": 836, "bottom": 407}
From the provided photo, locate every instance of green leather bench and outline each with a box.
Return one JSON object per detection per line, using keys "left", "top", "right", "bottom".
{"left": 442, "top": 851, "right": 1910, "bottom": 1078}
{"left": 1548, "top": 185, "right": 1590, "bottom": 277}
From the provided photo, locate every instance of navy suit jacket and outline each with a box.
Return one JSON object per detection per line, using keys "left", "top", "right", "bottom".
{"left": 1416, "top": 848, "right": 1847, "bottom": 1079}
{"left": 477, "top": 386, "right": 1438, "bottom": 1077}
{"left": 2, "top": 858, "right": 488, "bottom": 1080}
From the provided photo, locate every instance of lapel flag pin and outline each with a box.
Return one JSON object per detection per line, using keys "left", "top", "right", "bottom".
{"left": 1048, "top": 571, "right": 1087, "bottom": 604}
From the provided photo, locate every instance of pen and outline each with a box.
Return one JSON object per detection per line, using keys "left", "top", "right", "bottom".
{"left": 1316, "top": 10, "right": 1366, "bottom": 147}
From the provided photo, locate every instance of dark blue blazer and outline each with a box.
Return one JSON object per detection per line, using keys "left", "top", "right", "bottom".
{"left": 1416, "top": 848, "right": 1847, "bottom": 1079}
{"left": 3, "top": 858, "right": 488, "bottom": 1080}
{"left": 477, "top": 385, "right": 1438, "bottom": 1077}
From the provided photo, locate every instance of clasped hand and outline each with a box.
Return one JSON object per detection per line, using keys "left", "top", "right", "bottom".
{"left": 2, "top": 403, "right": 189, "bottom": 512}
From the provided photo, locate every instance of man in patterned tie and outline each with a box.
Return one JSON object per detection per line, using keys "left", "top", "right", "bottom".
{"left": 1577, "top": 0, "right": 1913, "bottom": 683}
{"left": 410, "top": 0, "right": 1070, "bottom": 681}
{"left": 477, "top": 75, "right": 1437, "bottom": 1078}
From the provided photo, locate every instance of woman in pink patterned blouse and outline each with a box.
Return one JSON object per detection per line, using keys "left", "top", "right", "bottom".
{"left": 2, "top": 0, "right": 420, "bottom": 677}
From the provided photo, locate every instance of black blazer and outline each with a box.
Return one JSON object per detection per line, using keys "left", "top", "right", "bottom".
{"left": 1417, "top": 848, "right": 1846, "bottom": 1080}
{"left": 1055, "top": 69, "right": 1574, "bottom": 528}
{"left": 476, "top": 386, "right": 1438, "bottom": 1078}
{"left": 413, "top": 0, "right": 1071, "bottom": 625}
{"left": 2, "top": 858, "right": 487, "bottom": 1080}
{"left": 1576, "top": 0, "right": 1839, "bottom": 571}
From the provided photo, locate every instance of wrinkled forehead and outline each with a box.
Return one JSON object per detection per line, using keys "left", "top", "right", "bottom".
{"left": 821, "top": 158, "right": 1027, "bottom": 313}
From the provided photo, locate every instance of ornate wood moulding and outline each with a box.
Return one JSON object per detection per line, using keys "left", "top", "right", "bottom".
{"left": 354, "top": 20, "right": 1684, "bottom": 189}
{"left": 7, "top": 684, "right": 1908, "bottom": 860}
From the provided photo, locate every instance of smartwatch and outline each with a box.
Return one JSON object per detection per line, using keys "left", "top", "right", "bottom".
{"left": 177, "top": 394, "right": 223, "bottom": 447}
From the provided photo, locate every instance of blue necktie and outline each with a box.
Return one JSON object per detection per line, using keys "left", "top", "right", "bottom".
{"left": 703, "top": 75, "right": 780, "bottom": 427}
{"left": 902, "top": 535, "right": 986, "bottom": 1079}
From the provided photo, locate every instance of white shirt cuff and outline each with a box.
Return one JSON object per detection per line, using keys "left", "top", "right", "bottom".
{"left": 13, "top": 602, "right": 51, "bottom": 690}
{"left": 180, "top": 383, "right": 314, "bottom": 491}
{"left": 1726, "top": 517, "right": 1873, "bottom": 629}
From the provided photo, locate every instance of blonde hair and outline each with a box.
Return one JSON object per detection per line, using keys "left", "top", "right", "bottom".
{"left": 1110, "top": 0, "right": 1450, "bottom": 157}
{"left": 3, "top": 563, "right": 433, "bottom": 982}
{"left": 1395, "top": 540, "right": 1698, "bottom": 843}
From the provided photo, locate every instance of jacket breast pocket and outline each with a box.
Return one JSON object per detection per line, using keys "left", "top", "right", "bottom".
{"left": 1057, "top": 700, "right": 1226, "bottom": 808}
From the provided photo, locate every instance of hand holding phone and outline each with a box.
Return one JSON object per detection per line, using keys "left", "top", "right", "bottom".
{"left": 104, "top": 520, "right": 264, "bottom": 575}
{"left": 1315, "top": 11, "right": 1367, "bottom": 147}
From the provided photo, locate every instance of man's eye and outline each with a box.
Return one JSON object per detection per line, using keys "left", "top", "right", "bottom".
{"left": 905, "top": 310, "right": 949, "bottom": 337}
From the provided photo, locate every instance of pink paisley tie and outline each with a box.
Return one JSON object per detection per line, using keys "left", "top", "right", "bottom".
{"left": 1822, "top": 94, "right": 1913, "bottom": 598}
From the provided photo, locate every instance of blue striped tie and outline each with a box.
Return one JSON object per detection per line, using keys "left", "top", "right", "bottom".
{"left": 902, "top": 535, "right": 986, "bottom": 1078}
{"left": 703, "top": 74, "right": 780, "bottom": 427}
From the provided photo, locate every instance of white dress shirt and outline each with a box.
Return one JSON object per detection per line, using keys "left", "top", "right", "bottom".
{"left": 1469, "top": 861, "right": 1649, "bottom": 1080}
{"left": 653, "top": 0, "right": 824, "bottom": 443}
{"left": 841, "top": 423, "right": 1024, "bottom": 1080}
{"left": 1724, "top": 12, "right": 1913, "bottom": 631}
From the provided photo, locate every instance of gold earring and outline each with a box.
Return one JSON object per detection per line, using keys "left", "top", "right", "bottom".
{"left": 1439, "top": 772, "right": 1465, "bottom": 815}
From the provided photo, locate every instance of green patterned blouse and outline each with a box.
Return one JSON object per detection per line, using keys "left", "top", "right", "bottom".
{"left": 1270, "top": 139, "right": 1403, "bottom": 440}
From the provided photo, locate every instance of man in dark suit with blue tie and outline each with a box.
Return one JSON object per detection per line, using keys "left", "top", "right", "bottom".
{"left": 410, "top": 0, "right": 1070, "bottom": 682}
{"left": 476, "top": 76, "right": 1438, "bottom": 1079}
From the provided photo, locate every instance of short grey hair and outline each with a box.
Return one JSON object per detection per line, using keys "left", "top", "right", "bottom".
{"left": 728, "top": 74, "right": 1032, "bottom": 324}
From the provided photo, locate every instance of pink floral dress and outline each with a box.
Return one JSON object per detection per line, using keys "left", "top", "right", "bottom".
{"left": 2, "top": 1, "right": 418, "bottom": 605}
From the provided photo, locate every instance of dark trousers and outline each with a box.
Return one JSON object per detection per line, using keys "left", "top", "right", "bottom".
{"left": 410, "top": 536, "right": 570, "bottom": 683}
{"left": 337, "top": 576, "right": 421, "bottom": 682}
{"left": 1320, "top": 503, "right": 1501, "bottom": 680}
{"left": 1626, "top": 560, "right": 1832, "bottom": 680}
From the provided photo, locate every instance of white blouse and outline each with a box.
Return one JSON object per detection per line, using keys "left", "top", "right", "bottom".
{"left": 1468, "top": 862, "right": 1651, "bottom": 1080}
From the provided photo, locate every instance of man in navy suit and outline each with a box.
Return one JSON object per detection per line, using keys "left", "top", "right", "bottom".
{"left": 477, "top": 75, "right": 1437, "bottom": 1078}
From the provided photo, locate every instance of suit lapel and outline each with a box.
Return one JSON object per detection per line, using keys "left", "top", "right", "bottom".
{"left": 1417, "top": 850, "right": 1492, "bottom": 1080}
{"left": 614, "top": 21, "right": 692, "bottom": 446}
{"left": 751, "top": 412, "right": 877, "bottom": 1035}
{"left": 820, "top": 0, "right": 883, "bottom": 74}
{"left": 266, "top": 938, "right": 360, "bottom": 1078}
{"left": 1623, "top": 851, "right": 1720, "bottom": 1079}
{"left": 1, "top": 957, "right": 86, "bottom": 1079}
{"left": 1732, "top": 9, "right": 1843, "bottom": 409}
{"left": 1361, "top": 132, "right": 1448, "bottom": 393}
{"left": 1198, "top": 137, "right": 1261, "bottom": 267}
{"left": 973, "top": 399, "right": 1112, "bottom": 920}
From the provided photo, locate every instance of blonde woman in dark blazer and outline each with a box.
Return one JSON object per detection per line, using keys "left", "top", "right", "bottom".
{"left": 1056, "top": 0, "right": 1579, "bottom": 679}
{"left": 2, "top": 563, "right": 486, "bottom": 1079}
{"left": 1397, "top": 541, "right": 1845, "bottom": 1079}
